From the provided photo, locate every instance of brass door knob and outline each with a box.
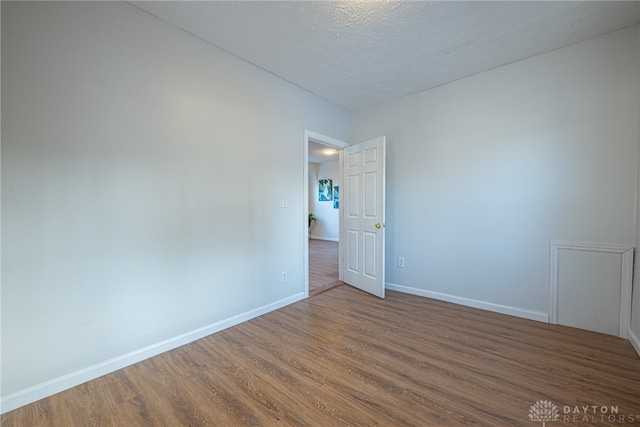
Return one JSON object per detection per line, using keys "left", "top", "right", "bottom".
{"left": 375, "top": 223, "right": 385, "bottom": 229}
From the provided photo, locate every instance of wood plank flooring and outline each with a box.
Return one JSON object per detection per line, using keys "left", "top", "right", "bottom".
{"left": 3, "top": 285, "right": 639, "bottom": 426}
{"left": 308, "top": 239, "right": 341, "bottom": 297}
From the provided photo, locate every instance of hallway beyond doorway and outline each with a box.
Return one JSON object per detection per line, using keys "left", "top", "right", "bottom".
{"left": 309, "top": 239, "right": 341, "bottom": 296}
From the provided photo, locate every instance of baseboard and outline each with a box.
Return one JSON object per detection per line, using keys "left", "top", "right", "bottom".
{"left": 0, "top": 292, "right": 306, "bottom": 414}
{"left": 310, "top": 235, "right": 339, "bottom": 242}
{"left": 386, "top": 283, "right": 549, "bottom": 323}
{"left": 628, "top": 329, "right": 640, "bottom": 358}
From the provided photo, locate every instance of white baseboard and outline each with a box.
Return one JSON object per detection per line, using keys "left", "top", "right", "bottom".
{"left": 628, "top": 329, "right": 640, "bottom": 358}
{"left": 310, "top": 235, "right": 339, "bottom": 242}
{"left": 0, "top": 292, "right": 306, "bottom": 414}
{"left": 386, "top": 283, "right": 549, "bottom": 323}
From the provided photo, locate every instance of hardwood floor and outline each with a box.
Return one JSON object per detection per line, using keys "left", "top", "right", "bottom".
{"left": 308, "top": 238, "right": 341, "bottom": 297}
{"left": 3, "top": 286, "right": 639, "bottom": 426}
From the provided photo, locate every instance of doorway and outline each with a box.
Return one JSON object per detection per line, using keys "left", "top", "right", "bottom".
{"left": 308, "top": 239, "right": 341, "bottom": 296}
{"left": 304, "top": 131, "right": 387, "bottom": 299}
{"left": 304, "top": 131, "right": 348, "bottom": 297}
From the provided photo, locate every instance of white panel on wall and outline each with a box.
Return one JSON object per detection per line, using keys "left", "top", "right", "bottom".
{"left": 550, "top": 242, "right": 633, "bottom": 337}
{"left": 557, "top": 250, "right": 621, "bottom": 335}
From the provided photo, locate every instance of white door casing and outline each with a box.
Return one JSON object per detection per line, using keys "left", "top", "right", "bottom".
{"left": 342, "top": 137, "right": 386, "bottom": 298}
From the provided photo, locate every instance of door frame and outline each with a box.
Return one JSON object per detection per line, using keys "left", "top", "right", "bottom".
{"left": 303, "top": 130, "right": 348, "bottom": 297}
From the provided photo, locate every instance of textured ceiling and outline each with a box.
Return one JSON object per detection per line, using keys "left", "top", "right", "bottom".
{"left": 132, "top": 1, "right": 640, "bottom": 112}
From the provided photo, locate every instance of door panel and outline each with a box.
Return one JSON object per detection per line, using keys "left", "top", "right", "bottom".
{"left": 348, "top": 175, "right": 359, "bottom": 216}
{"left": 341, "top": 136, "right": 386, "bottom": 298}
{"left": 363, "top": 231, "right": 377, "bottom": 278}
{"left": 347, "top": 230, "right": 359, "bottom": 273}
{"left": 364, "top": 172, "right": 377, "bottom": 217}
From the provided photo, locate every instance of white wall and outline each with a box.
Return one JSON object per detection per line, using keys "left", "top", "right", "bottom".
{"left": 309, "top": 161, "right": 340, "bottom": 241}
{"left": 308, "top": 162, "right": 320, "bottom": 221}
{"left": 352, "top": 26, "right": 640, "bottom": 318}
{"left": 1, "top": 1, "right": 349, "bottom": 406}
{"left": 632, "top": 25, "right": 640, "bottom": 350}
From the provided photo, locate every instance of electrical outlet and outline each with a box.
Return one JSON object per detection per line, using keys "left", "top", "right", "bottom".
{"left": 281, "top": 271, "right": 288, "bottom": 283}
{"left": 397, "top": 257, "right": 405, "bottom": 268}
{"left": 281, "top": 196, "right": 288, "bottom": 208}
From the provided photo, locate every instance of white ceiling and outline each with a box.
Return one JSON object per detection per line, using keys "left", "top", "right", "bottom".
{"left": 132, "top": 1, "right": 640, "bottom": 112}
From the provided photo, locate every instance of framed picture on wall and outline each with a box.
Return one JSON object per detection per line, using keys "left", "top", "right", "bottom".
{"left": 319, "top": 179, "right": 333, "bottom": 201}
{"left": 333, "top": 186, "right": 339, "bottom": 209}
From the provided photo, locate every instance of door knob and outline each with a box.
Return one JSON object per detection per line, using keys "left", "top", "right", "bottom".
{"left": 375, "top": 223, "right": 385, "bottom": 229}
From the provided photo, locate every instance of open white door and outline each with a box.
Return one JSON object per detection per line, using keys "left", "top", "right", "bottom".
{"left": 342, "top": 136, "right": 386, "bottom": 298}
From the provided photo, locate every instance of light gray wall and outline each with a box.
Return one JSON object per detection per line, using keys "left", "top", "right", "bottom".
{"left": 632, "top": 26, "right": 640, "bottom": 343}
{"left": 351, "top": 26, "right": 640, "bottom": 316}
{"left": 1, "top": 2, "right": 349, "bottom": 398}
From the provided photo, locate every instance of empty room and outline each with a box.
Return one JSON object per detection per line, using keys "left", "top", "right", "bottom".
{"left": 2, "top": 1, "right": 640, "bottom": 426}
